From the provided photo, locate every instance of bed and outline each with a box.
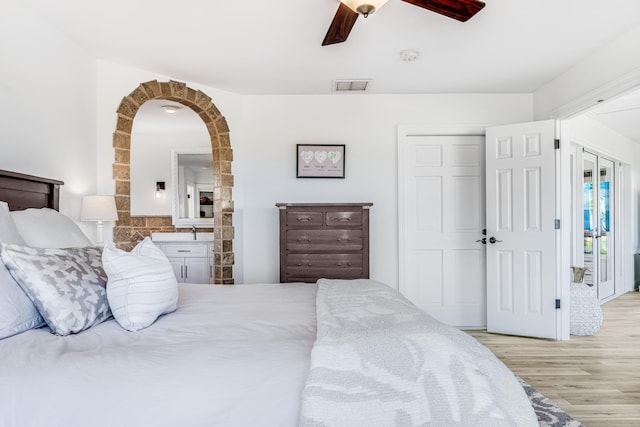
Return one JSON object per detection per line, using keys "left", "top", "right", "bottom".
{"left": 0, "top": 169, "right": 539, "bottom": 427}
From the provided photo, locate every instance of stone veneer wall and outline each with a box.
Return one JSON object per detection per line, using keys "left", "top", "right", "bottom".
{"left": 112, "top": 80, "right": 234, "bottom": 284}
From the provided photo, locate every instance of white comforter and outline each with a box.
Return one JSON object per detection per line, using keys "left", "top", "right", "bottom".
{"left": 0, "top": 283, "right": 317, "bottom": 427}
{"left": 2, "top": 280, "right": 537, "bottom": 427}
{"left": 300, "top": 279, "right": 538, "bottom": 426}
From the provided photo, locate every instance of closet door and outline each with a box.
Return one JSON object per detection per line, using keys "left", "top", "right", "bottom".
{"left": 582, "top": 151, "right": 615, "bottom": 300}
{"left": 398, "top": 134, "right": 486, "bottom": 328}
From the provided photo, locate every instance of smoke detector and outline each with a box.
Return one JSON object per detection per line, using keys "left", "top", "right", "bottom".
{"left": 400, "top": 49, "right": 420, "bottom": 62}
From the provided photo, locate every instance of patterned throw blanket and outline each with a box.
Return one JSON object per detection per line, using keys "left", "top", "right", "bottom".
{"left": 299, "top": 279, "right": 538, "bottom": 427}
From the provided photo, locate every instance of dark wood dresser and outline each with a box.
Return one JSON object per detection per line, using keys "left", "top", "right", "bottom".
{"left": 276, "top": 203, "right": 373, "bottom": 283}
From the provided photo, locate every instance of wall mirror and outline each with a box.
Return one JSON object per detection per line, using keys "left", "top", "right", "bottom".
{"left": 172, "top": 148, "right": 214, "bottom": 227}
{"left": 130, "top": 99, "right": 212, "bottom": 226}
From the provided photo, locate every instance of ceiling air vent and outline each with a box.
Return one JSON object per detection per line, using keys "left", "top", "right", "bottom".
{"left": 333, "top": 79, "right": 371, "bottom": 92}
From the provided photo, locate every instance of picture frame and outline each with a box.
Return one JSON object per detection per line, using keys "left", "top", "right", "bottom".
{"left": 296, "top": 144, "right": 345, "bottom": 178}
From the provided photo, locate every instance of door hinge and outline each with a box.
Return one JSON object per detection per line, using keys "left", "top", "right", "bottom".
{"left": 555, "top": 299, "right": 561, "bottom": 309}
{"left": 555, "top": 219, "right": 560, "bottom": 229}
{"left": 554, "top": 139, "right": 560, "bottom": 149}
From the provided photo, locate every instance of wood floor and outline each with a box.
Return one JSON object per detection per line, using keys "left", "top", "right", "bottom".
{"left": 468, "top": 291, "right": 640, "bottom": 427}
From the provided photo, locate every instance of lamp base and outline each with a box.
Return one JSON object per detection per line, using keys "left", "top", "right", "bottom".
{"left": 95, "top": 221, "right": 105, "bottom": 246}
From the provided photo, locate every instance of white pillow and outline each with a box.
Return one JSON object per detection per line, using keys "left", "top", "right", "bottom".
{"left": 11, "top": 208, "right": 92, "bottom": 248}
{"left": 102, "top": 237, "right": 178, "bottom": 332}
{"left": 0, "top": 201, "right": 26, "bottom": 245}
{"left": 0, "top": 262, "right": 45, "bottom": 339}
{"left": 0, "top": 244, "right": 111, "bottom": 336}
{"left": 0, "top": 202, "right": 43, "bottom": 339}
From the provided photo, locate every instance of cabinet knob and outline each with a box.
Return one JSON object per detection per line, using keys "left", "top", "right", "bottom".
{"left": 307, "top": 263, "right": 312, "bottom": 267}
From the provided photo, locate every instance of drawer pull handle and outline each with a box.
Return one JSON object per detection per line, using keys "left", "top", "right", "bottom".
{"left": 297, "top": 238, "right": 312, "bottom": 243}
{"left": 297, "top": 216, "right": 312, "bottom": 222}
{"left": 332, "top": 217, "right": 352, "bottom": 222}
{"left": 337, "top": 238, "right": 352, "bottom": 242}
{"left": 336, "top": 262, "right": 353, "bottom": 267}
{"left": 177, "top": 250, "right": 191, "bottom": 253}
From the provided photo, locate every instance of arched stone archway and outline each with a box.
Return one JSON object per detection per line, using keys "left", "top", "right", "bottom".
{"left": 112, "top": 80, "right": 234, "bottom": 284}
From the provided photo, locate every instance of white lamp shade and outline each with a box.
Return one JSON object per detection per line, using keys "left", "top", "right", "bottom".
{"left": 341, "top": 0, "right": 390, "bottom": 14}
{"left": 80, "top": 196, "right": 119, "bottom": 222}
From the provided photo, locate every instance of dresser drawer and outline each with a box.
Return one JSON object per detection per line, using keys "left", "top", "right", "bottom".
{"left": 161, "top": 244, "right": 209, "bottom": 258}
{"left": 325, "top": 211, "right": 363, "bottom": 226}
{"left": 286, "top": 253, "right": 362, "bottom": 269}
{"left": 286, "top": 229, "right": 363, "bottom": 251}
{"left": 286, "top": 267, "right": 364, "bottom": 283}
{"left": 286, "top": 211, "right": 323, "bottom": 226}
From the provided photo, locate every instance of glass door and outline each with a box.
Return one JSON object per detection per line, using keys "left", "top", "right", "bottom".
{"left": 582, "top": 151, "right": 615, "bottom": 300}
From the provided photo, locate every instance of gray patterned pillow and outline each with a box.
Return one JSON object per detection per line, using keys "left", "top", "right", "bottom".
{"left": 0, "top": 244, "right": 112, "bottom": 336}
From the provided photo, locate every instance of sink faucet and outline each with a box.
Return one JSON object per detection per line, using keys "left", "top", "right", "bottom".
{"left": 192, "top": 226, "right": 197, "bottom": 240}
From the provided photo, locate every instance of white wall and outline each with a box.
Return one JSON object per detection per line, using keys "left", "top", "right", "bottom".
{"left": 240, "top": 94, "right": 534, "bottom": 287}
{"left": 95, "top": 71, "right": 533, "bottom": 286}
{"left": 0, "top": 1, "right": 97, "bottom": 238}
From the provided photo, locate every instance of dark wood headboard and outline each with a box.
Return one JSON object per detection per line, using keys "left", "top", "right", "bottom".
{"left": 0, "top": 169, "right": 64, "bottom": 211}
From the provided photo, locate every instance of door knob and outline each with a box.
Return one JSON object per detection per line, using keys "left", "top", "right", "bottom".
{"left": 476, "top": 238, "right": 487, "bottom": 244}
{"left": 488, "top": 237, "right": 503, "bottom": 244}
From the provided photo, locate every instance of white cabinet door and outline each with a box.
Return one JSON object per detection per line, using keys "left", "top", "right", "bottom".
{"left": 154, "top": 242, "right": 213, "bottom": 284}
{"left": 168, "top": 258, "right": 185, "bottom": 283}
{"left": 184, "top": 258, "right": 210, "bottom": 284}
{"left": 485, "top": 120, "right": 557, "bottom": 339}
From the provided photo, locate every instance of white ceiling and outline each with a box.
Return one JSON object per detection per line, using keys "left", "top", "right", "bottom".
{"left": 21, "top": 0, "right": 640, "bottom": 96}
{"left": 20, "top": 0, "right": 640, "bottom": 142}
{"left": 132, "top": 100, "right": 207, "bottom": 133}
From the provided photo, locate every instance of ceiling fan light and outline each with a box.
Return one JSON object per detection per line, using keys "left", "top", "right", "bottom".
{"left": 341, "top": 0, "right": 389, "bottom": 17}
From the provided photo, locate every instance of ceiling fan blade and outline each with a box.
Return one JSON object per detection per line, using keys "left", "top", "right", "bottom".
{"left": 322, "top": 3, "right": 359, "bottom": 46}
{"left": 402, "top": 0, "right": 485, "bottom": 22}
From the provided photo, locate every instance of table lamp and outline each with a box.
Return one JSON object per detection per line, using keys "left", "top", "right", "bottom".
{"left": 80, "top": 195, "right": 118, "bottom": 246}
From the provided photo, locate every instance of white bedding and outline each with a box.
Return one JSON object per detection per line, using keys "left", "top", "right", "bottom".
{"left": 300, "top": 279, "right": 538, "bottom": 426}
{"left": 2, "top": 280, "right": 538, "bottom": 427}
{"left": 0, "top": 283, "right": 317, "bottom": 427}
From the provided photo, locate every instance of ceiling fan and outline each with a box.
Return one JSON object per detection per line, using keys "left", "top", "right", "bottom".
{"left": 322, "top": 0, "right": 486, "bottom": 46}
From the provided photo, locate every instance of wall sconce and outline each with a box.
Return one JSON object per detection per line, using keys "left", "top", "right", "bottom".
{"left": 156, "top": 181, "right": 166, "bottom": 199}
{"left": 80, "top": 195, "right": 119, "bottom": 246}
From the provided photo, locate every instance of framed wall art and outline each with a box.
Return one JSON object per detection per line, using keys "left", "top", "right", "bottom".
{"left": 296, "top": 144, "right": 345, "bottom": 178}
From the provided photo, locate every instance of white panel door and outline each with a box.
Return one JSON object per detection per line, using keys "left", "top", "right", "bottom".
{"left": 399, "top": 134, "right": 486, "bottom": 327}
{"left": 485, "top": 120, "right": 557, "bottom": 339}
